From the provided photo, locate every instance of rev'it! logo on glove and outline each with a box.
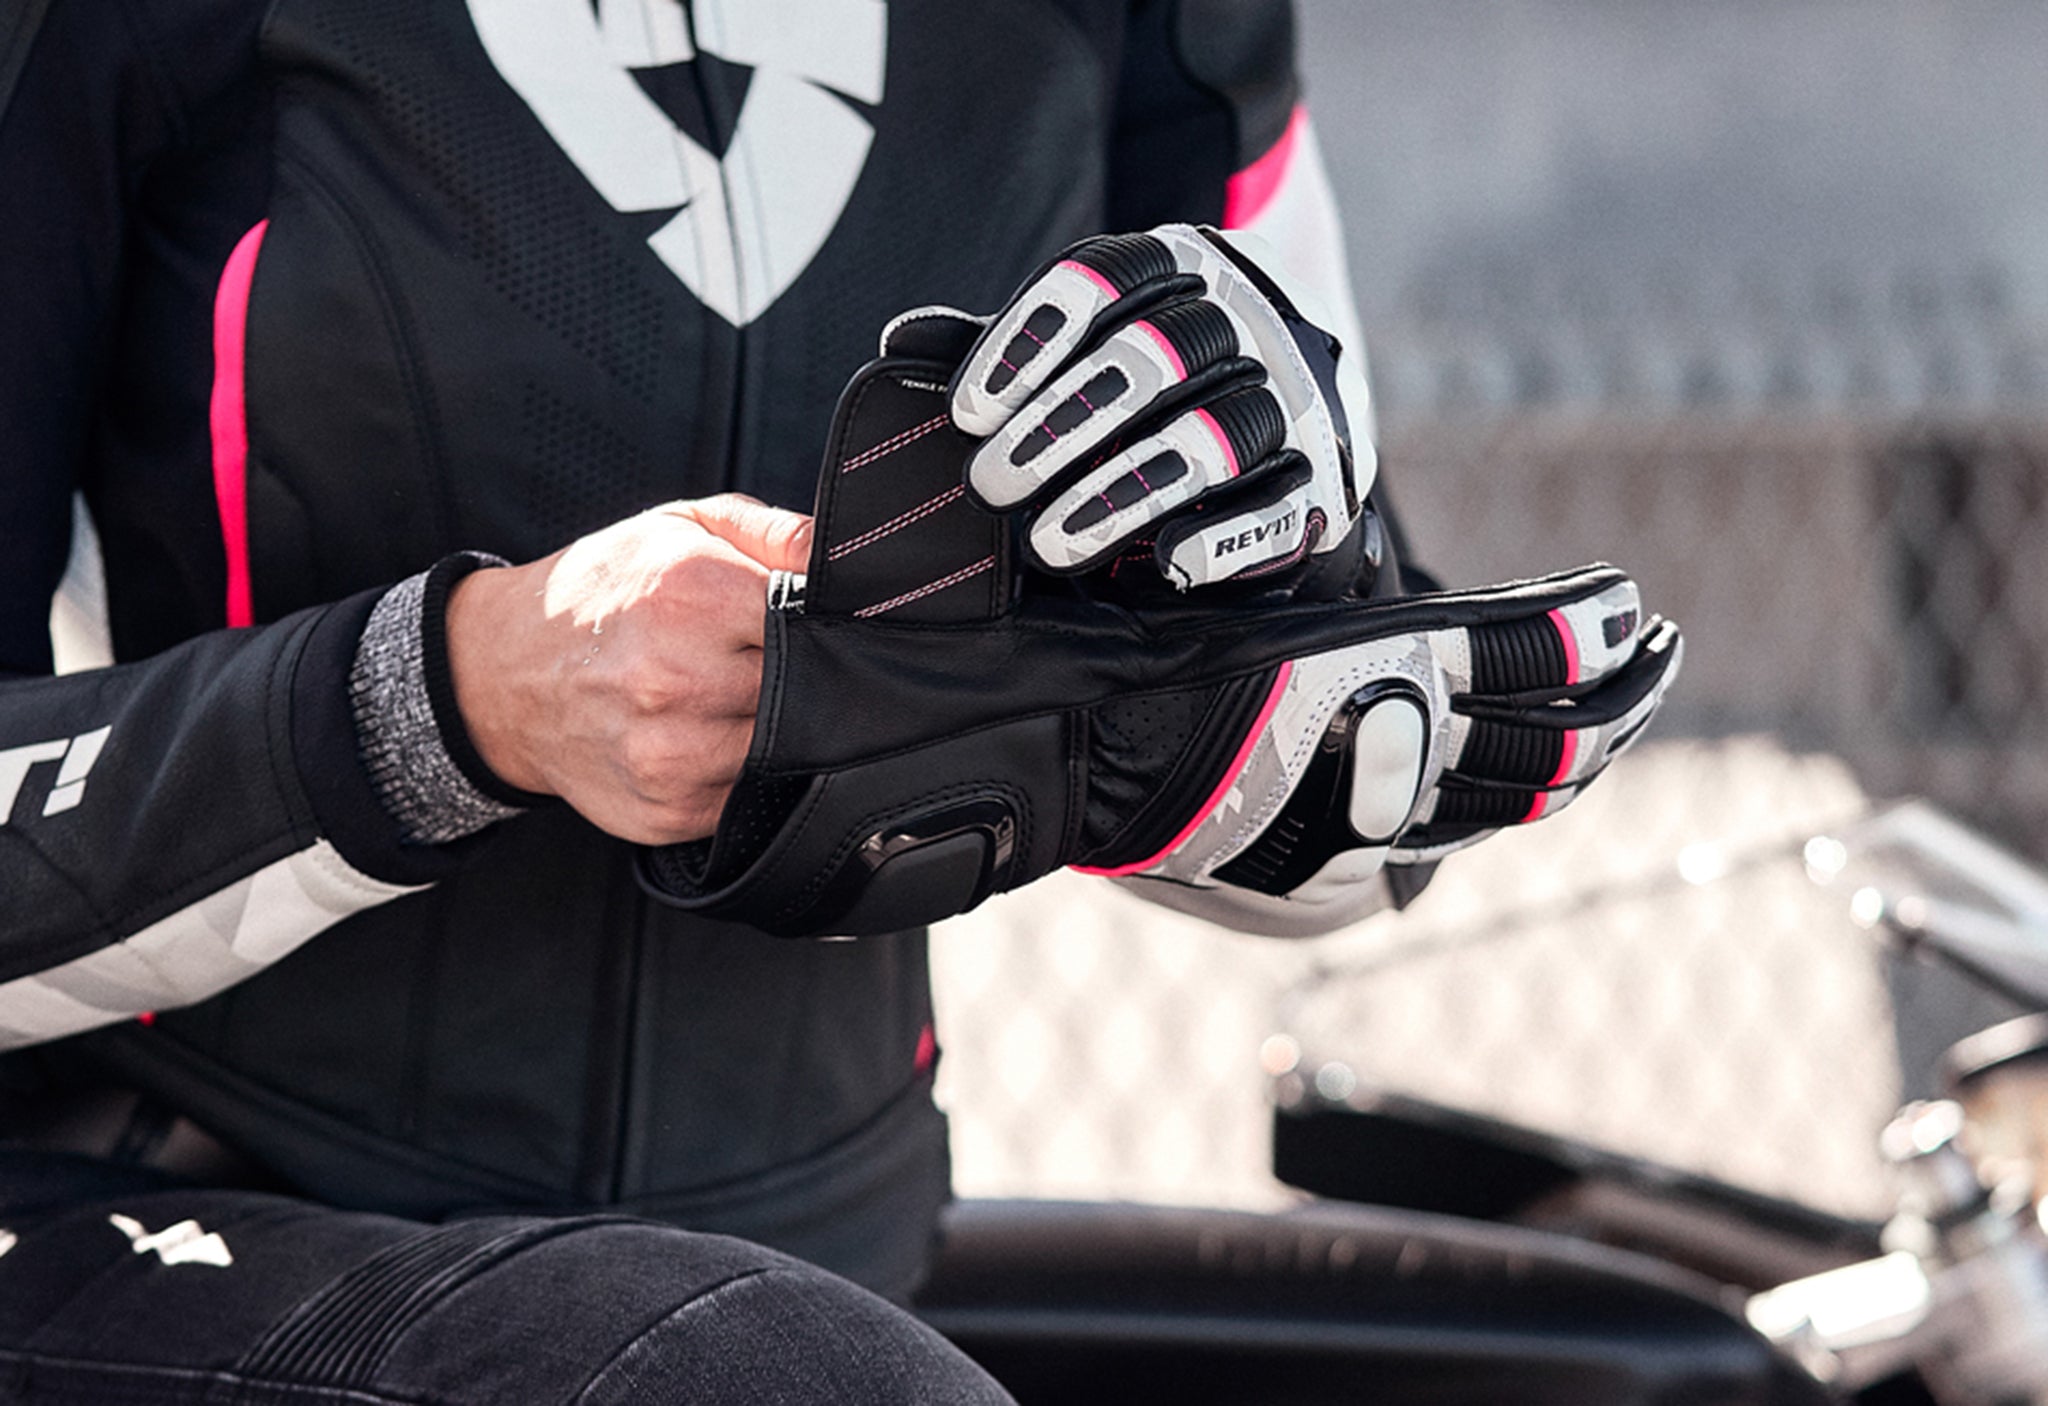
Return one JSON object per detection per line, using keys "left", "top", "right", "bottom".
{"left": 467, "top": 0, "right": 886, "bottom": 327}
{"left": 1214, "top": 509, "right": 1299, "bottom": 559}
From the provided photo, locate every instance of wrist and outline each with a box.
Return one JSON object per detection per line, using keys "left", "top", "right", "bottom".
{"left": 443, "top": 557, "right": 554, "bottom": 799}
{"left": 349, "top": 553, "right": 541, "bottom": 847}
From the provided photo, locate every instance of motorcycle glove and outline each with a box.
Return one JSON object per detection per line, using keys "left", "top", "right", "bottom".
{"left": 947, "top": 223, "right": 1376, "bottom": 594}
{"left": 636, "top": 313, "right": 1682, "bottom": 939}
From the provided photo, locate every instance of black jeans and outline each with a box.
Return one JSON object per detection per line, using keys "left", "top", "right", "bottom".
{"left": 0, "top": 1152, "right": 1012, "bottom": 1404}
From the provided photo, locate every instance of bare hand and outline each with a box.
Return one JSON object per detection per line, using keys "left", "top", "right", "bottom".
{"left": 445, "top": 495, "right": 813, "bottom": 844}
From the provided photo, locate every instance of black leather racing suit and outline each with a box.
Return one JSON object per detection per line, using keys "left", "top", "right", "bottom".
{"left": 0, "top": 0, "right": 1318, "bottom": 1295}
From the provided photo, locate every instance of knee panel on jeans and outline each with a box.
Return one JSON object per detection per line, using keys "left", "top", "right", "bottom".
{"left": 255, "top": 1216, "right": 1007, "bottom": 1403}
{"left": 0, "top": 1176, "right": 1010, "bottom": 1404}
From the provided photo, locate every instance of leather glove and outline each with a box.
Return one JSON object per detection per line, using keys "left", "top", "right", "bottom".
{"left": 949, "top": 223, "right": 1376, "bottom": 595}
{"left": 636, "top": 314, "right": 1682, "bottom": 938}
{"left": 1092, "top": 569, "right": 1678, "bottom": 934}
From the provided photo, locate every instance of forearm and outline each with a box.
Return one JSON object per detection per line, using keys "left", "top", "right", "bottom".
{"left": 0, "top": 595, "right": 457, "bottom": 1048}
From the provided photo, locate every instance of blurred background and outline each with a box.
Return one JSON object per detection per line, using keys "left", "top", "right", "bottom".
{"left": 929, "top": 0, "right": 2048, "bottom": 1227}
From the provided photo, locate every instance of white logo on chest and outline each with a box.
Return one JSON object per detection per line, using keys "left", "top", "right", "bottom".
{"left": 467, "top": 0, "right": 887, "bottom": 327}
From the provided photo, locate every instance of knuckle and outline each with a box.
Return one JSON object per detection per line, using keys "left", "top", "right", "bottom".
{"left": 612, "top": 659, "right": 676, "bottom": 718}
{"left": 614, "top": 730, "right": 673, "bottom": 793}
{"left": 663, "top": 552, "right": 764, "bottom": 616}
{"left": 653, "top": 551, "right": 721, "bottom": 598}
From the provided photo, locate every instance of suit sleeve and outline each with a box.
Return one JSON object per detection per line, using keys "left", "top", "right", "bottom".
{"left": 1110, "top": 0, "right": 1372, "bottom": 424}
{"left": 0, "top": 0, "right": 454, "bottom": 1050}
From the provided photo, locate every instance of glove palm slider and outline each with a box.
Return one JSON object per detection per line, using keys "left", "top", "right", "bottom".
{"left": 950, "top": 224, "right": 1376, "bottom": 592}
{"left": 636, "top": 313, "right": 1682, "bottom": 938}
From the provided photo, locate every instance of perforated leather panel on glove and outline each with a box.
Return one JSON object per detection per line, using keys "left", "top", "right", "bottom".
{"left": 637, "top": 317, "right": 1681, "bottom": 938}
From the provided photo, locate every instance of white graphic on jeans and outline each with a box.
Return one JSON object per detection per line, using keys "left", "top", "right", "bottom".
{"left": 0, "top": 726, "right": 111, "bottom": 826}
{"left": 0, "top": 1228, "right": 16, "bottom": 1260}
{"left": 466, "top": 0, "right": 887, "bottom": 327}
{"left": 109, "top": 1213, "right": 235, "bottom": 1269}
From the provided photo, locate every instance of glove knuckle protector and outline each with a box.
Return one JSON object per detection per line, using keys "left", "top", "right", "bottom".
{"left": 948, "top": 224, "right": 1377, "bottom": 593}
{"left": 637, "top": 314, "right": 1684, "bottom": 939}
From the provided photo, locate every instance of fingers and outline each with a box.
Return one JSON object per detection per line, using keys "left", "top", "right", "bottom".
{"left": 636, "top": 539, "right": 774, "bottom": 650}
{"left": 1370, "top": 571, "right": 1682, "bottom": 858}
{"left": 672, "top": 493, "right": 815, "bottom": 574}
{"left": 1445, "top": 629, "right": 1677, "bottom": 831}
{"left": 964, "top": 299, "right": 1252, "bottom": 509}
{"left": 952, "top": 223, "right": 1366, "bottom": 589}
{"left": 573, "top": 710, "right": 759, "bottom": 846}
{"left": 1430, "top": 596, "right": 1683, "bottom": 833}
{"left": 1022, "top": 386, "right": 1289, "bottom": 574}
{"left": 953, "top": 230, "right": 1305, "bottom": 586}
{"left": 449, "top": 498, "right": 809, "bottom": 846}
{"left": 1459, "top": 577, "right": 1645, "bottom": 698}
{"left": 1548, "top": 577, "right": 1649, "bottom": 687}
{"left": 951, "top": 230, "right": 1196, "bottom": 436}
{"left": 1564, "top": 617, "right": 1682, "bottom": 776}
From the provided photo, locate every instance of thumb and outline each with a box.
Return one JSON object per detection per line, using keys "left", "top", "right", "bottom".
{"left": 676, "top": 493, "right": 815, "bottom": 574}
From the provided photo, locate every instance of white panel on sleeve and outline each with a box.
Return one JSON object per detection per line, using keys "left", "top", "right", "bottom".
{"left": 49, "top": 493, "right": 114, "bottom": 676}
{"left": 1234, "top": 117, "right": 1377, "bottom": 448}
{"left": 0, "top": 840, "right": 423, "bottom": 1050}
{"left": 1112, "top": 867, "right": 1395, "bottom": 939}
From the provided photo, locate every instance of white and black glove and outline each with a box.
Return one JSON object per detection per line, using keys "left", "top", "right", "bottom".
{"left": 1087, "top": 573, "right": 1681, "bottom": 935}
{"left": 948, "top": 223, "right": 1375, "bottom": 593}
{"left": 638, "top": 315, "right": 1682, "bottom": 938}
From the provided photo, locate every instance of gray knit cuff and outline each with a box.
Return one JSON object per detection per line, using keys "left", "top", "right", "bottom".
{"left": 349, "top": 557, "right": 524, "bottom": 846}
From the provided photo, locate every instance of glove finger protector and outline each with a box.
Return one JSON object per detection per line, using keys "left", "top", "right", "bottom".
{"left": 949, "top": 224, "right": 1376, "bottom": 591}
{"left": 1107, "top": 576, "right": 1683, "bottom": 935}
{"left": 637, "top": 316, "right": 1681, "bottom": 938}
